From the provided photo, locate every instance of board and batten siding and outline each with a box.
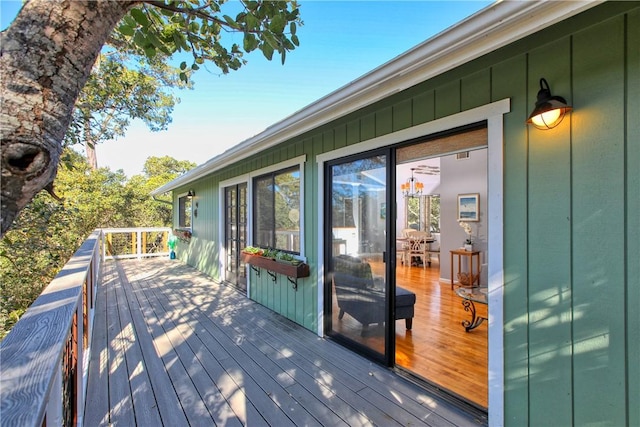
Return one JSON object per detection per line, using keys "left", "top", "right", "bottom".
{"left": 172, "top": 2, "right": 638, "bottom": 424}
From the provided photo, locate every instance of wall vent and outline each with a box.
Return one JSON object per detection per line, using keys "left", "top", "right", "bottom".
{"left": 456, "top": 151, "right": 470, "bottom": 160}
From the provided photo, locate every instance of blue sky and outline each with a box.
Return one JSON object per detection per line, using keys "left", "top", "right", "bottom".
{"left": 2, "top": 1, "right": 492, "bottom": 176}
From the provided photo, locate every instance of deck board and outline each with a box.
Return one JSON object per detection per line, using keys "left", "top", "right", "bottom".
{"left": 106, "top": 267, "right": 137, "bottom": 426}
{"left": 113, "top": 264, "right": 165, "bottom": 427}
{"left": 116, "top": 264, "right": 191, "bottom": 427}
{"left": 85, "top": 259, "right": 486, "bottom": 426}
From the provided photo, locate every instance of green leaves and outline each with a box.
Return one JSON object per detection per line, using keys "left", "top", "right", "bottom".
{"left": 269, "top": 14, "right": 286, "bottom": 34}
{"left": 0, "top": 152, "right": 197, "bottom": 337}
{"left": 113, "top": 0, "right": 303, "bottom": 82}
{"left": 130, "top": 8, "right": 150, "bottom": 28}
{"left": 243, "top": 33, "right": 258, "bottom": 52}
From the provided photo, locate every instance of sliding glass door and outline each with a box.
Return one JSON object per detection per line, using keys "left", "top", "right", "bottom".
{"left": 325, "top": 152, "right": 392, "bottom": 363}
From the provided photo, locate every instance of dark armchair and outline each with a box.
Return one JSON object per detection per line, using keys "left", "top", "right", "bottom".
{"left": 331, "top": 255, "right": 416, "bottom": 334}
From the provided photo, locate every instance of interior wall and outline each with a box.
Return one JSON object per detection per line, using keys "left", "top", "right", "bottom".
{"left": 439, "top": 149, "right": 488, "bottom": 281}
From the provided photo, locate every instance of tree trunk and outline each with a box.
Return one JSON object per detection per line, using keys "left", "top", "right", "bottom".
{"left": 84, "top": 115, "right": 98, "bottom": 170}
{"left": 1, "top": 0, "right": 136, "bottom": 236}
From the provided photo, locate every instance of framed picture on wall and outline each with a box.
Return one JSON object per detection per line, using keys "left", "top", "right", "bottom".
{"left": 457, "top": 193, "right": 479, "bottom": 221}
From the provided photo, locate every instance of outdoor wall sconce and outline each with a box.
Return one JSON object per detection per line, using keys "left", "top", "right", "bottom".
{"left": 187, "top": 189, "right": 195, "bottom": 198}
{"left": 526, "top": 78, "right": 572, "bottom": 130}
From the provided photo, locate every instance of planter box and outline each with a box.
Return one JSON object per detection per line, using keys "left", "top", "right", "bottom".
{"left": 241, "top": 253, "right": 310, "bottom": 279}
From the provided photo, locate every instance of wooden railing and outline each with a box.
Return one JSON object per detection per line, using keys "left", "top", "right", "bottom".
{"left": 0, "top": 230, "right": 102, "bottom": 427}
{"left": 0, "top": 227, "right": 172, "bottom": 426}
{"left": 102, "top": 227, "right": 171, "bottom": 260}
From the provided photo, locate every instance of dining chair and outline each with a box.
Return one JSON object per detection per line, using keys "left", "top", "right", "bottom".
{"left": 399, "top": 229, "right": 416, "bottom": 265}
{"left": 407, "top": 231, "right": 431, "bottom": 269}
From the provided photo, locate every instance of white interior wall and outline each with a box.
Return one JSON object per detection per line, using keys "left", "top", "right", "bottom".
{"left": 439, "top": 149, "right": 488, "bottom": 281}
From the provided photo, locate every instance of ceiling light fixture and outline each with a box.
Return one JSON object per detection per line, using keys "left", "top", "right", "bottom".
{"left": 401, "top": 168, "right": 424, "bottom": 198}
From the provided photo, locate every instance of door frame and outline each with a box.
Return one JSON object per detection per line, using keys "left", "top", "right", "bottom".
{"left": 323, "top": 148, "right": 396, "bottom": 365}
{"left": 316, "top": 99, "right": 509, "bottom": 426}
{"left": 219, "top": 175, "right": 250, "bottom": 297}
{"left": 223, "top": 182, "right": 248, "bottom": 291}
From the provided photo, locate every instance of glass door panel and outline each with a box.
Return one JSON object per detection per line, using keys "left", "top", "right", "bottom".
{"left": 326, "top": 154, "right": 389, "bottom": 362}
{"left": 225, "top": 183, "right": 247, "bottom": 291}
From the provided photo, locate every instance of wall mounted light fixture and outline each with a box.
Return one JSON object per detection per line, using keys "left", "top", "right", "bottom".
{"left": 187, "top": 189, "right": 195, "bottom": 198}
{"left": 526, "top": 78, "right": 572, "bottom": 130}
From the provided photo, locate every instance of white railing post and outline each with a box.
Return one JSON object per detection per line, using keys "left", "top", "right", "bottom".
{"left": 100, "top": 227, "right": 171, "bottom": 260}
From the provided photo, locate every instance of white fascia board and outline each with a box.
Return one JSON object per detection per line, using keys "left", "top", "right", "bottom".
{"left": 151, "top": 0, "right": 601, "bottom": 196}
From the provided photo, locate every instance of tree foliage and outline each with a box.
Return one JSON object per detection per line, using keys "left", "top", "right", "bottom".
{"left": 0, "top": 152, "right": 195, "bottom": 338}
{"left": 115, "top": 1, "right": 301, "bottom": 81}
{"left": 65, "top": 53, "right": 185, "bottom": 169}
{"left": 1, "top": 0, "right": 302, "bottom": 236}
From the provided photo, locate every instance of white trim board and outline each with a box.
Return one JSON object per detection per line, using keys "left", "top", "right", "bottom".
{"left": 316, "top": 98, "right": 509, "bottom": 426}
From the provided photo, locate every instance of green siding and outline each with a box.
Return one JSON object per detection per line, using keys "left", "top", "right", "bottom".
{"left": 392, "top": 99, "right": 413, "bottom": 132}
{"left": 494, "top": 53, "right": 529, "bottom": 426}
{"left": 461, "top": 69, "right": 491, "bottom": 111}
{"left": 572, "top": 16, "right": 627, "bottom": 426}
{"left": 412, "top": 90, "right": 435, "bottom": 125}
{"left": 174, "top": 3, "right": 639, "bottom": 424}
{"left": 627, "top": 9, "right": 640, "bottom": 427}
{"left": 527, "top": 36, "right": 573, "bottom": 427}
{"left": 434, "top": 80, "right": 461, "bottom": 119}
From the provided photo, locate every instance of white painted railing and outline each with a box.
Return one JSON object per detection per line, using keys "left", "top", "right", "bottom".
{"left": 0, "top": 230, "right": 102, "bottom": 426}
{"left": 101, "top": 227, "right": 171, "bottom": 260}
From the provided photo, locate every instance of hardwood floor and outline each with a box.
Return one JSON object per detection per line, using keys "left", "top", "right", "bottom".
{"left": 331, "top": 258, "right": 488, "bottom": 409}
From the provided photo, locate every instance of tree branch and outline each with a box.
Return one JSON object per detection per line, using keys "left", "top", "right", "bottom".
{"left": 143, "top": 0, "right": 229, "bottom": 27}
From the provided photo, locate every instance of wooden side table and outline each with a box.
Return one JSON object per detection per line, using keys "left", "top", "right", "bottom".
{"left": 450, "top": 249, "right": 481, "bottom": 289}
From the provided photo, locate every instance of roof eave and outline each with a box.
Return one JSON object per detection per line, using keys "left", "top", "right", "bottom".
{"left": 151, "top": 0, "right": 602, "bottom": 196}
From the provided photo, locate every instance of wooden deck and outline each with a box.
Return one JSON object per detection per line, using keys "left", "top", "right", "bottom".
{"left": 84, "top": 259, "right": 487, "bottom": 426}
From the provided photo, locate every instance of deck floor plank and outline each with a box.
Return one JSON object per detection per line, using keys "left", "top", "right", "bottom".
{"left": 266, "top": 310, "right": 482, "bottom": 426}
{"left": 153, "top": 275, "right": 371, "bottom": 427}
{"left": 83, "top": 265, "right": 111, "bottom": 427}
{"left": 115, "top": 264, "right": 192, "bottom": 427}
{"left": 105, "top": 267, "right": 137, "bottom": 427}
{"left": 145, "top": 275, "right": 313, "bottom": 427}
{"left": 128, "top": 274, "right": 221, "bottom": 426}
{"left": 86, "top": 259, "right": 487, "bottom": 426}
{"left": 134, "top": 276, "right": 248, "bottom": 427}
{"left": 112, "top": 264, "right": 165, "bottom": 427}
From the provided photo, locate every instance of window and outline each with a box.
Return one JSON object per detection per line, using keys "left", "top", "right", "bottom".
{"left": 254, "top": 167, "right": 300, "bottom": 253}
{"left": 178, "top": 195, "right": 192, "bottom": 228}
{"left": 332, "top": 184, "right": 356, "bottom": 228}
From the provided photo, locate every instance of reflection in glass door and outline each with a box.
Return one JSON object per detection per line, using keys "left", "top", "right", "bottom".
{"left": 225, "top": 183, "right": 247, "bottom": 292}
{"left": 326, "top": 154, "right": 390, "bottom": 362}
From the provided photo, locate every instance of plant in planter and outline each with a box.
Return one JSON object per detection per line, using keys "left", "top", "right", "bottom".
{"left": 276, "top": 252, "right": 302, "bottom": 265}
{"left": 242, "top": 246, "right": 264, "bottom": 256}
{"left": 261, "top": 248, "right": 279, "bottom": 259}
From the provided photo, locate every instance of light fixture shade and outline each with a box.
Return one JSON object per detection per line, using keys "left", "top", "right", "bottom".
{"left": 526, "top": 78, "right": 572, "bottom": 130}
{"left": 187, "top": 190, "right": 195, "bottom": 197}
{"left": 402, "top": 168, "right": 423, "bottom": 197}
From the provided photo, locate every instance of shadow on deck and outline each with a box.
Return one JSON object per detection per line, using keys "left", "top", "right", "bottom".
{"left": 85, "top": 258, "right": 487, "bottom": 426}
